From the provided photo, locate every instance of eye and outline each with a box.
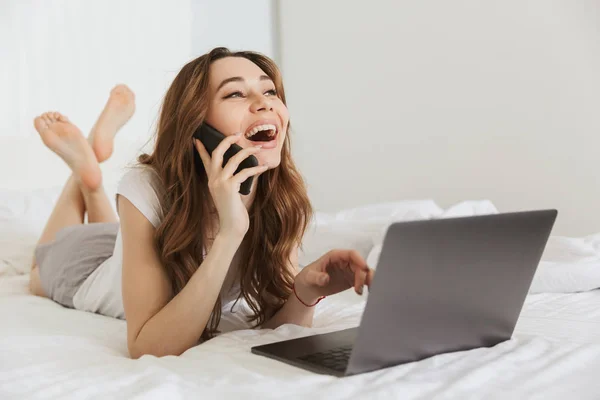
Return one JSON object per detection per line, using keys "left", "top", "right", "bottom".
{"left": 224, "top": 91, "right": 244, "bottom": 99}
{"left": 264, "top": 89, "right": 277, "bottom": 96}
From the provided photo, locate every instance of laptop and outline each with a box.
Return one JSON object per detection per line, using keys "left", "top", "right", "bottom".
{"left": 251, "top": 209, "right": 557, "bottom": 377}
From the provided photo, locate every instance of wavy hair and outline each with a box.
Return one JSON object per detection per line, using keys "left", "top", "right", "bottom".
{"left": 138, "top": 47, "right": 313, "bottom": 340}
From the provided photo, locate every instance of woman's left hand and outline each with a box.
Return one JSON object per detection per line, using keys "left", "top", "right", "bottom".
{"left": 293, "top": 249, "right": 375, "bottom": 305}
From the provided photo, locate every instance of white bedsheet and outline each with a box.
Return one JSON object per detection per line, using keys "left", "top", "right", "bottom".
{"left": 1, "top": 275, "right": 600, "bottom": 399}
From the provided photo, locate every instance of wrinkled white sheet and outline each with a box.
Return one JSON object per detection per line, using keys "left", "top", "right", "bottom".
{"left": 2, "top": 199, "right": 600, "bottom": 398}
{"left": 1, "top": 275, "right": 600, "bottom": 400}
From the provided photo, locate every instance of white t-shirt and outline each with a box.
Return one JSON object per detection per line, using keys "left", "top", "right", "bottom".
{"left": 72, "top": 167, "right": 245, "bottom": 329}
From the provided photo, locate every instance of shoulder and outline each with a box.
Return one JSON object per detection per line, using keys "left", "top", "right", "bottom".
{"left": 118, "top": 165, "right": 163, "bottom": 193}
{"left": 117, "top": 165, "right": 165, "bottom": 228}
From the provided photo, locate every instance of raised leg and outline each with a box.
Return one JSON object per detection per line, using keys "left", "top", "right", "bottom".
{"left": 32, "top": 112, "right": 101, "bottom": 245}
{"left": 88, "top": 84, "right": 135, "bottom": 163}
{"left": 36, "top": 174, "right": 85, "bottom": 247}
{"left": 82, "top": 185, "right": 118, "bottom": 224}
{"left": 29, "top": 86, "right": 135, "bottom": 297}
{"left": 30, "top": 174, "right": 85, "bottom": 297}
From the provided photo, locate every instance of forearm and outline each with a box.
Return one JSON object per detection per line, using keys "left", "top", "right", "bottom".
{"left": 130, "top": 234, "right": 240, "bottom": 358}
{"left": 262, "top": 290, "right": 316, "bottom": 329}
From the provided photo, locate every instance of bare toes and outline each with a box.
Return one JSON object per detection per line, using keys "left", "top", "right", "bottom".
{"left": 111, "top": 84, "right": 133, "bottom": 95}
{"left": 33, "top": 116, "right": 46, "bottom": 131}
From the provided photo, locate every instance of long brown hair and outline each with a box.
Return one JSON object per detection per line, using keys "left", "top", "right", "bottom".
{"left": 138, "top": 47, "right": 313, "bottom": 340}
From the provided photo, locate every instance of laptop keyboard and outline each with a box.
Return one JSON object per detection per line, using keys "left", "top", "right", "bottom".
{"left": 297, "top": 344, "right": 353, "bottom": 372}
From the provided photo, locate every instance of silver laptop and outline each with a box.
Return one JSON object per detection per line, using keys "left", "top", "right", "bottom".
{"left": 251, "top": 210, "right": 557, "bottom": 377}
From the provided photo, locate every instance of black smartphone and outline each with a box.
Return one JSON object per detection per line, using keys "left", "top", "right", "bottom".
{"left": 192, "top": 123, "right": 259, "bottom": 195}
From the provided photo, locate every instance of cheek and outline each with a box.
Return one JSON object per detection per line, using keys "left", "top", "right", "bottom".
{"left": 278, "top": 106, "right": 290, "bottom": 131}
{"left": 280, "top": 105, "right": 290, "bottom": 122}
{"left": 205, "top": 104, "right": 244, "bottom": 135}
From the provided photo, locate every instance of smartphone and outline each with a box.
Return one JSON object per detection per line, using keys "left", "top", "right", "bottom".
{"left": 192, "top": 123, "right": 259, "bottom": 195}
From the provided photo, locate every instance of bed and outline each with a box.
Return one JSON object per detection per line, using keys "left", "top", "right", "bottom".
{"left": 2, "top": 182, "right": 600, "bottom": 399}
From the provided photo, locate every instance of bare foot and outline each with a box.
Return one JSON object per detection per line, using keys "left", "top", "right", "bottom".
{"left": 88, "top": 84, "right": 136, "bottom": 162}
{"left": 34, "top": 112, "right": 102, "bottom": 190}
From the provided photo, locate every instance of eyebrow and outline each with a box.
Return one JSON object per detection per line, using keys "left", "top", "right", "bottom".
{"left": 216, "top": 75, "right": 272, "bottom": 92}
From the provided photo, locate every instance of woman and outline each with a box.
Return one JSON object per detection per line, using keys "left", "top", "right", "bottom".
{"left": 29, "top": 47, "right": 374, "bottom": 358}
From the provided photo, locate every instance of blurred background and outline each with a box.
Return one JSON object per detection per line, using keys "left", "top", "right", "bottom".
{"left": 1, "top": 0, "right": 599, "bottom": 236}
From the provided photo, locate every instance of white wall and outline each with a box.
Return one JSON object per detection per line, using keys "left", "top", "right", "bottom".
{"left": 191, "top": 0, "right": 276, "bottom": 58}
{"left": 0, "top": 0, "right": 276, "bottom": 190}
{"left": 279, "top": 0, "right": 600, "bottom": 236}
{"left": 0, "top": 0, "right": 192, "bottom": 188}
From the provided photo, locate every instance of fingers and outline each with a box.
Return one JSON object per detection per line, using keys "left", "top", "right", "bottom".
{"left": 320, "top": 249, "right": 371, "bottom": 295}
{"left": 348, "top": 249, "right": 369, "bottom": 271}
{"left": 354, "top": 268, "right": 368, "bottom": 295}
{"left": 326, "top": 249, "right": 368, "bottom": 272}
{"left": 305, "top": 268, "right": 330, "bottom": 287}
{"left": 342, "top": 249, "right": 370, "bottom": 294}
{"left": 193, "top": 138, "right": 211, "bottom": 174}
{"left": 211, "top": 133, "right": 242, "bottom": 172}
{"left": 233, "top": 164, "right": 269, "bottom": 183}
{"left": 366, "top": 269, "right": 375, "bottom": 287}
{"left": 222, "top": 145, "right": 263, "bottom": 178}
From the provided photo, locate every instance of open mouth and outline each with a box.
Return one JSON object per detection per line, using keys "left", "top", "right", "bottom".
{"left": 245, "top": 124, "right": 278, "bottom": 142}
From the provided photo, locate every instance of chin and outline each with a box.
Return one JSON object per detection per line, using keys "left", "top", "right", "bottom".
{"left": 257, "top": 153, "right": 281, "bottom": 168}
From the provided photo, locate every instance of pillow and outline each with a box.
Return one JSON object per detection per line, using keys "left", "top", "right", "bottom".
{"left": 330, "top": 200, "right": 446, "bottom": 250}
{"left": 529, "top": 260, "right": 600, "bottom": 293}
{"left": 365, "top": 226, "right": 600, "bottom": 293}
{"left": 0, "top": 186, "right": 61, "bottom": 275}
{"left": 298, "top": 200, "right": 445, "bottom": 268}
{"left": 298, "top": 219, "right": 381, "bottom": 268}
{"left": 529, "top": 233, "right": 600, "bottom": 293}
{"left": 361, "top": 200, "right": 499, "bottom": 265}
{"left": 0, "top": 227, "right": 38, "bottom": 276}
{"left": 332, "top": 200, "right": 443, "bottom": 223}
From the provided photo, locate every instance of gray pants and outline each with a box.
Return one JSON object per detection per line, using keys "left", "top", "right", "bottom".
{"left": 35, "top": 222, "right": 119, "bottom": 308}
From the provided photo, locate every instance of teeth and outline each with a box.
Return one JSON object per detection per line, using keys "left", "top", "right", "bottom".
{"left": 245, "top": 124, "right": 277, "bottom": 138}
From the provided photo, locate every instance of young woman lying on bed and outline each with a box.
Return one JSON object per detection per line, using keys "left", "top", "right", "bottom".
{"left": 28, "top": 47, "right": 375, "bottom": 358}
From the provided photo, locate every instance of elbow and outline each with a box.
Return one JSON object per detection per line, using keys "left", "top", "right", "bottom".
{"left": 127, "top": 340, "right": 147, "bottom": 359}
{"left": 128, "top": 340, "right": 183, "bottom": 359}
{"left": 128, "top": 342, "right": 147, "bottom": 360}
{"left": 128, "top": 338, "right": 188, "bottom": 359}
{"left": 128, "top": 325, "right": 175, "bottom": 359}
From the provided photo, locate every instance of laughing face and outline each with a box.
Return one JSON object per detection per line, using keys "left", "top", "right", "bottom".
{"left": 204, "top": 56, "right": 289, "bottom": 169}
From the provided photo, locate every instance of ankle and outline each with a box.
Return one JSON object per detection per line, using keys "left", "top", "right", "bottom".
{"left": 78, "top": 174, "right": 104, "bottom": 195}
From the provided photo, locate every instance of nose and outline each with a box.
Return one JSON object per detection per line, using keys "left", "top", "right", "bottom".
{"left": 250, "top": 95, "right": 273, "bottom": 113}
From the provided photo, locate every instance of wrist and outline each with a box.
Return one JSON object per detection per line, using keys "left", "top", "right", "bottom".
{"left": 213, "top": 232, "right": 244, "bottom": 253}
{"left": 292, "top": 279, "right": 324, "bottom": 306}
{"left": 215, "top": 230, "right": 245, "bottom": 245}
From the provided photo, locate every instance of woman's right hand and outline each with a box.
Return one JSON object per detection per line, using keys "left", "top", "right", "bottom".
{"left": 193, "top": 133, "right": 268, "bottom": 239}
